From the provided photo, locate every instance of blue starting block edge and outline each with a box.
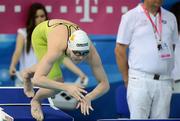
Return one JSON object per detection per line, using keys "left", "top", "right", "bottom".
{"left": 1, "top": 105, "right": 74, "bottom": 121}
{"left": 0, "top": 87, "right": 49, "bottom": 104}
{"left": 0, "top": 87, "right": 74, "bottom": 121}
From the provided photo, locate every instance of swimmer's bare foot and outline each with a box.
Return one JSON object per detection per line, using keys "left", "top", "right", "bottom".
{"left": 21, "top": 71, "right": 35, "bottom": 98}
{"left": 31, "top": 100, "right": 44, "bottom": 121}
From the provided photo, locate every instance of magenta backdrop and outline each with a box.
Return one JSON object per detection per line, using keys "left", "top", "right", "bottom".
{"left": 0, "top": 0, "right": 140, "bottom": 34}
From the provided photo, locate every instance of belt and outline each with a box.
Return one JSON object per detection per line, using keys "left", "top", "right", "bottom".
{"left": 129, "top": 69, "right": 172, "bottom": 80}
{"left": 153, "top": 74, "right": 160, "bottom": 80}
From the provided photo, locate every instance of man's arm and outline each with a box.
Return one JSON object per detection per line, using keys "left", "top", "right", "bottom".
{"left": 114, "top": 43, "right": 129, "bottom": 87}
{"left": 86, "top": 44, "right": 110, "bottom": 101}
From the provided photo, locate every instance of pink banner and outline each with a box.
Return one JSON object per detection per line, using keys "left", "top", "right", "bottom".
{"left": 0, "top": 0, "right": 140, "bottom": 34}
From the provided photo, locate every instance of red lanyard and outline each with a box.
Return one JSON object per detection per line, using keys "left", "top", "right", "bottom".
{"left": 141, "top": 4, "right": 162, "bottom": 41}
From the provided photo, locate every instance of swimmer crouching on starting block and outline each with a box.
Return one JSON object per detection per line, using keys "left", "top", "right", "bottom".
{"left": 21, "top": 19, "right": 110, "bottom": 121}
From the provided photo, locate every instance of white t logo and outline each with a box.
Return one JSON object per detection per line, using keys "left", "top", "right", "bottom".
{"left": 76, "top": 0, "right": 98, "bottom": 22}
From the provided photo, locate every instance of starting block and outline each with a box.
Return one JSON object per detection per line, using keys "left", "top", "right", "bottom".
{"left": 48, "top": 77, "right": 89, "bottom": 110}
{"left": 0, "top": 87, "right": 74, "bottom": 121}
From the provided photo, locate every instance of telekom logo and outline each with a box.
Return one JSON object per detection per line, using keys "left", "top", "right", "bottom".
{"left": 0, "top": 0, "right": 130, "bottom": 23}
{"left": 76, "top": 0, "right": 98, "bottom": 22}
{"left": 0, "top": 0, "right": 137, "bottom": 33}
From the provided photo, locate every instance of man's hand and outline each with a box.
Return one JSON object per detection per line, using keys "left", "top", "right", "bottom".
{"left": 123, "top": 77, "right": 128, "bottom": 88}
{"left": 76, "top": 95, "right": 94, "bottom": 115}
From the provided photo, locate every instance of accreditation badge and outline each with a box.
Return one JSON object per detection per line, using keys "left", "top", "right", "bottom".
{"left": 158, "top": 42, "right": 172, "bottom": 59}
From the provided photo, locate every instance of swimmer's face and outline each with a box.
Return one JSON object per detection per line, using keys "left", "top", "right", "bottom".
{"left": 69, "top": 50, "right": 89, "bottom": 64}
{"left": 35, "top": 9, "right": 46, "bottom": 26}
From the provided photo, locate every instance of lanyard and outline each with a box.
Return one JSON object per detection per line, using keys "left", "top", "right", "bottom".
{"left": 141, "top": 4, "right": 162, "bottom": 42}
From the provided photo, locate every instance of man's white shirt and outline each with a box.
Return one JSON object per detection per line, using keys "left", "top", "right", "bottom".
{"left": 116, "top": 4, "right": 179, "bottom": 76}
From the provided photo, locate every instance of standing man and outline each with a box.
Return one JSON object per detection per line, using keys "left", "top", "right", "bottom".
{"left": 171, "top": 2, "right": 180, "bottom": 92}
{"left": 115, "top": 0, "right": 179, "bottom": 119}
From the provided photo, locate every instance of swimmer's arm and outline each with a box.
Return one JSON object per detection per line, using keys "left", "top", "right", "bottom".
{"left": 86, "top": 45, "right": 110, "bottom": 101}
{"left": 32, "top": 51, "right": 87, "bottom": 101}
{"left": 63, "top": 56, "right": 86, "bottom": 78}
{"left": 32, "top": 26, "right": 68, "bottom": 91}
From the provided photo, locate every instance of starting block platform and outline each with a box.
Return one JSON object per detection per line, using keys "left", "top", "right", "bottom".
{"left": 0, "top": 87, "right": 74, "bottom": 121}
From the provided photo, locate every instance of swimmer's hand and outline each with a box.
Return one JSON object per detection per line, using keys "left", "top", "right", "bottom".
{"left": 64, "top": 83, "right": 87, "bottom": 101}
{"left": 76, "top": 95, "right": 94, "bottom": 115}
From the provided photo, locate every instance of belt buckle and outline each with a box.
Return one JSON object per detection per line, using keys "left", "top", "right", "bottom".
{"left": 154, "top": 74, "right": 160, "bottom": 80}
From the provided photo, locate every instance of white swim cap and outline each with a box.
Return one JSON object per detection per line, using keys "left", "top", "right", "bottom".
{"left": 68, "top": 30, "right": 90, "bottom": 51}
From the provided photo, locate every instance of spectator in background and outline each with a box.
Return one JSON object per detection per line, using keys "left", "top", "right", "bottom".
{"left": 171, "top": 2, "right": 180, "bottom": 92}
{"left": 9, "top": 3, "right": 48, "bottom": 86}
{"left": 115, "top": 0, "right": 179, "bottom": 119}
